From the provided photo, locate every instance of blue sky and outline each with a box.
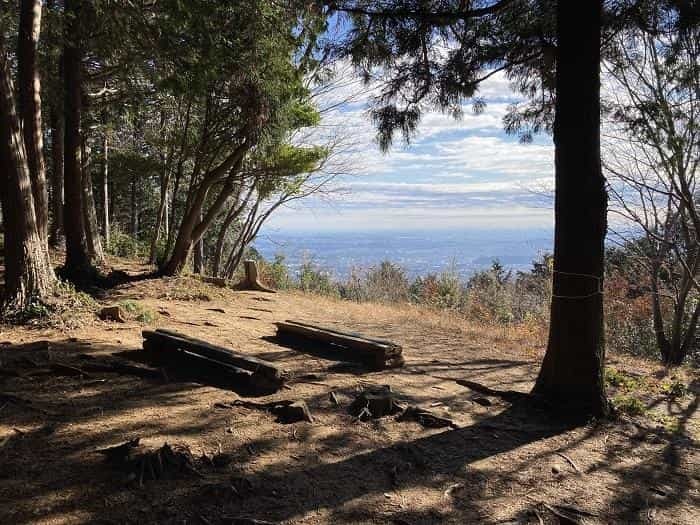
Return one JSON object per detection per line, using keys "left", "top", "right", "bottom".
{"left": 265, "top": 67, "right": 555, "bottom": 233}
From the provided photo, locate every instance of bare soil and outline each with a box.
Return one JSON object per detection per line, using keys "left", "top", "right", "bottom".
{"left": 1, "top": 262, "right": 698, "bottom": 524}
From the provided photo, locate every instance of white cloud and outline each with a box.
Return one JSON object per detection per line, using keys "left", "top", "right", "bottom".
{"left": 273, "top": 64, "right": 553, "bottom": 232}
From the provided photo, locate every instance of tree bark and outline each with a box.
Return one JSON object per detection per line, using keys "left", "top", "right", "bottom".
{"left": 161, "top": 141, "right": 249, "bottom": 276}
{"left": 0, "top": 36, "right": 55, "bottom": 309}
{"left": 149, "top": 148, "right": 172, "bottom": 264}
{"left": 130, "top": 169, "right": 139, "bottom": 238}
{"left": 102, "top": 128, "right": 110, "bottom": 246}
{"left": 48, "top": 104, "right": 65, "bottom": 247}
{"left": 193, "top": 209, "right": 204, "bottom": 274}
{"left": 63, "top": 0, "right": 92, "bottom": 277}
{"left": 17, "top": 0, "right": 49, "bottom": 247}
{"left": 81, "top": 136, "right": 105, "bottom": 263}
{"left": 532, "top": 1, "right": 609, "bottom": 418}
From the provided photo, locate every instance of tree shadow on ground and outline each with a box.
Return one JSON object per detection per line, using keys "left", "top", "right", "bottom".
{"left": 1, "top": 337, "right": 697, "bottom": 524}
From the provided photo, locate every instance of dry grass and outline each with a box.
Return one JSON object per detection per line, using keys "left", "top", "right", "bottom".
{"left": 0, "top": 258, "right": 697, "bottom": 524}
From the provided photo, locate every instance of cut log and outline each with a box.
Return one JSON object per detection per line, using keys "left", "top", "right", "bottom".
{"left": 142, "top": 329, "right": 287, "bottom": 391}
{"left": 143, "top": 339, "right": 256, "bottom": 389}
{"left": 275, "top": 320, "right": 404, "bottom": 370}
{"left": 238, "top": 260, "right": 275, "bottom": 293}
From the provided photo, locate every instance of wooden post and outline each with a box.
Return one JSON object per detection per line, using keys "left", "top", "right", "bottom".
{"left": 241, "top": 259, "right": 275, "bottom": 293}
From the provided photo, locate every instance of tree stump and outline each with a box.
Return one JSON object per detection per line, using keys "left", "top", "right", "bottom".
{"left": 239, "top": 260, "right": 275, "bottom": 293}
{"left": 98, "top": 305, "right": 126, "bottom": 323}
{"left": 349, "top": 385, "right": 402, "bottom": 420}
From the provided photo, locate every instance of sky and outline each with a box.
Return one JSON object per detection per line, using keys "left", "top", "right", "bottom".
{"left": 263, "top": 65, "right": 556, "bottom": 234}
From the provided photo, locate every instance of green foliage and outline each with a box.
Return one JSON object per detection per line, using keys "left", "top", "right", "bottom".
{"left": 662, "top": 379, "right": 690, "bottom": 398}
{"left": 119, "top": 300, "right": 157, "bottom": 324}
{"left": 605, "top": 368, "right": 643, "bottom": 391}
{"left": 341, "top": 261, "right": 411, "bottom": 303}
{"left": 106, "top": 229, "right": 149, "bottom": 259}
{"left": 613, "top": 395, "right": 647, "bottom": 416}
{"left": 265, "top": 255, "right": 292, "bottom": 290}
{"left": 409, "top": 264, "right": 464, "bottom": 310}
{"left": 298, "top": 259, "right": 339, "bottom": 297}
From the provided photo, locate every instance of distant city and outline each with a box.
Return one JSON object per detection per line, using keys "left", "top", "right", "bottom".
{"left": 253, "top": 228, "right": 554, "bottom": 279}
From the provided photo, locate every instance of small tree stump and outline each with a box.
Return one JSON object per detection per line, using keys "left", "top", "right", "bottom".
{"left": 349, "top": 386, "right": 402, "bottom": 420}
{"left": 239, "top": 260, "right": 275, "bottom": 293}
{"left": 98, "top": 306, "right": 126, "bottom": 323}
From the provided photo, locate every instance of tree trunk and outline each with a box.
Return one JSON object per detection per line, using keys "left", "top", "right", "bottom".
{"left": 130, "top": 170, "right": 139, "bottom": 239}
{"left": 81, "top": 136, "right": 104, "bottom": 263}
{"left": 213, "top": 205, "right": 238, "bottom": 277}
{"left": 193, "top": 209, "right": 204, "bottom": 274}
{"left": 62, "top": 0, "right": 92, "bottom": 277}
{"left": 102, "top": 128, "right": 109, "bottom": 246}
{"left": 48, "top": 102, "right": 65, "bottom": 247}
{"left": 0, "top": 36, "right": 55, "bottom": 309}
{"left": 17, "top": 0, "right": 49, "bottom": 247}
{"left": 149, "top": 153, "right": 171, "bottom": 265}
{"left": 161, "top": 210, "right": 198, "bottom": 275}
{"left": 650, "top": 265, "right": 671, "bottom": 361}
{"left": 193, "top": 238, "right": 204, "bottom": 274}
{"left": 532, "top": 1, "right": 609, "bottom": 418}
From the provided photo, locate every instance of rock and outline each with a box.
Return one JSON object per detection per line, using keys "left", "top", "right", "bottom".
{"left": 271, "top": 401, "right": 313, "bottom": 424}
{"left": 551, "top": 463, "right": 562, "bottom": 474}
{"left": 99, "top": 306, "right": 127, "bottom": 323}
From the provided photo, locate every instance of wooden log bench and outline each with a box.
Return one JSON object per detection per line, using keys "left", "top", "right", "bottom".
{"left": 142, "top": 329, "right": 288, "bottom": 392}
{"left": 274, "top": 320, "right": 404, "bottom": 370}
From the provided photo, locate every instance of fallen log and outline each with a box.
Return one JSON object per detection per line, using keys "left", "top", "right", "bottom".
{"left": 275, "top": 320, "right": 404, "bottom": 369}
{"left": 142, "top": 329, "right": 287, "bottom": 391}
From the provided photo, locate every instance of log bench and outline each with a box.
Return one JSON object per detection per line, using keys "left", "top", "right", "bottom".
{"left": 274, "top": 320, "right": 404, "bottom": 370}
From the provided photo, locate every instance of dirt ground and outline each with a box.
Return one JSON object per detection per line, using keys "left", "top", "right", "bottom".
{"left": 1, "top": 263, "right": 698, "bottom": 524}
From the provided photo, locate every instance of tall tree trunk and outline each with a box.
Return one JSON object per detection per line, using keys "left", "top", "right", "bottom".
{"left": 193, "top": 234, "right": 204, "bottom": 274}
{"left": 81, "top": 136, "right": 104, "bottom": 263}
{"left": 0, "top": 37, "right": 55, "bottom": 309}
{"left": 49, "top": 105, "right": 65, "bottom": 247}
{"left": 102, "top": 128, "right": 109, "bottom": 246}
{"left": 149, "top": 151, "right": 172, "bottom": 265}
{"left": 17, "top": 0, "right": 49, "bottom": 247}
{"left": 650, "top": 264, "right": 671, "bottom": 361}
{"left": 162, "top": 208, "right": 198, "bottom": 275}
{"left": 164, "top": 188, "right": 169, "bottom": 241}
{"left": 532, "top": 1, "right": 609, "bottom": 418}
{"left": 63, "top": 0, "right": 91, "bottom": 277}
{"left": 130, "top": 170, "right": 139, "bottom": 238}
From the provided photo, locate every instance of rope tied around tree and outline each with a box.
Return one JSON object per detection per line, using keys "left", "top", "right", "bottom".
{"left": 550, "top": 270, "right": 604, "bottom": 300}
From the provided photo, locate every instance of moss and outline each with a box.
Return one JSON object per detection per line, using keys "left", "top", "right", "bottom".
{"left": 613, "top": 395, "right": 647, "bottom": 416}
{"left": 605, "top": 367, "right": 643, "bottom": 390}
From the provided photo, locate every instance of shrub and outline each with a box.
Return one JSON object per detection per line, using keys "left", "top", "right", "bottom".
{"left": 106, "top": 229, "right": 149, "bottom": 259}
{"left": 613, "top": 395, "right": 647, "bottom": 416}
{"left": 119, "top": 300, "right": 157, "bottom": 324}
{"left": 258, "top": 254, "right": 292, "bottom": 290}
{"left": 604, "top": 272, "right": 658, "bottom": 357}
{"left": 464, "top": 261, "right": 515, "bottom": 323}
{"left": 362, "top": 260, "right": 410, "bottom": 303}
{"left": 410, "top": 264, "right": 464, "bottom": 310}
{"left": 298, "top": 259, "right": 339, "bottom": 297}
